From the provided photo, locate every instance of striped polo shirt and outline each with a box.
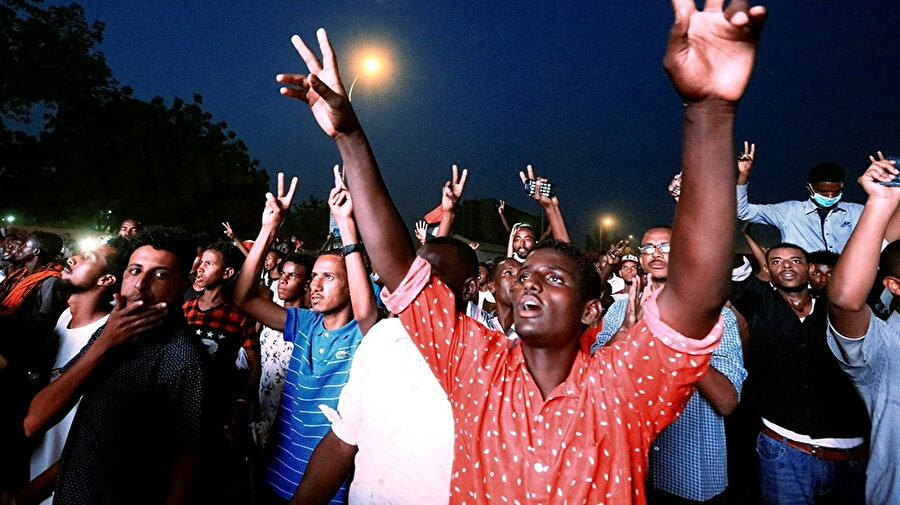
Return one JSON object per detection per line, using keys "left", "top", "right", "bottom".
{"left": 264, "top": 308, "right": 363, "bottom": 503}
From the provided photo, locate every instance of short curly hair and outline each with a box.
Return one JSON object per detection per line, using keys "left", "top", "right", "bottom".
{"left": 132, "top": 226, "right": 197, "bottom": 278}
{"left": 531, "top": 239, "right": 602, "bottom": 301}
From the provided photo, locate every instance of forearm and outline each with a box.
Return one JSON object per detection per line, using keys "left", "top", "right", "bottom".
{"left": 696, "top": 367, "right": 738, "bottom": 416}
{"left": 13, "top": 461, "right": 57, "bottom": 505}
{"left": 24, "top": 339, "right": 111, "bottom": 437}
{"left": 164, "top": 452, "right": 200, "bottom": 505}
{"left": 498, "top": 211, "right": 511, "bottom": 233}
{"left": 544, "top": 205, "right": 570, "bottom": 243}
{"left": 436, "top": 210, "right": 455, "bottom": 238}
{"left": 831, "top": 198, "right": 897, "bottom": 310}
{"left": 291, "top": 431, "right": 357, "bottom": 505}
{"left": 336, "top": 218, "right": 378, "bottom": 334}
{"left": 337, "top": 130, "right": 416, "bottom": 291}
{"left": 660, "top": 101, "right": 737, "bottom": 336}
{"left": 233, "top": 223, "right": 277, "bottom": 308}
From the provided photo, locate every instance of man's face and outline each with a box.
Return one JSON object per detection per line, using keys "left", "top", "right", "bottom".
{"left": 118, "top": 219, "right": 139, "bottom": 236}
{"left": 618, "top": 260, "right": 638, "bottom": 283}
{"left": 766, "top": 247, "right": 809, "bottom": 291}
{"left": 14, "top": 236, "right": 39, "bottom": 262}
{"left": 477, "top": 265, "right": 489, "bottom": 289}
{"left": 61, "top": 244, "right": 115, "bottom": 292}
{"left": 808, "top": 262, "right": 833, "bottom": 292}
{"left": 277, "top": 261, "right": 309, "bottom": 302}
{"left": 264, "top": 252, "right": 280, "bottom": 272}
{"left": 2, "top": 237, "right": 22, "bottom": 261}
{"left": 513, "top": 227, "right": 536, "bottom": 259}
{"left": 511, "top": 248, "right": 595, "bottom": 347}
{"left": 308, "top": 255, "right": 350, "bottom": 314}
{"left": 807, "top": 181, "right": 843, "bottom": 200}
{"left": 639, "top": 228, "right": 671, "bottom": 282}
{"left": 120, "top": 245, "right": 186, "bottom": 306}
{"left": 490, "top": 258, "right": 520, "bottom": 309}
{"left": 195, "top": 249, "right": 229, "bottom": 289}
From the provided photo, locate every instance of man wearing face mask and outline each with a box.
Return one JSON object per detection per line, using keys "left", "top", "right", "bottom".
{"left": 736, "top": 141, "right": 863, "bottom": 254}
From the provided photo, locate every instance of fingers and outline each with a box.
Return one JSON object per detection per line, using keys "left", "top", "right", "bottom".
{"left": 722, "top": 0, "right": 749, "bottom": 25}
{"left": 332, "top": 164, "right": 344, "bottom": 189}
{"left": 668, "top": 0, "right": 695, "bottom": 39}
{"left": 308, "top": 73, "right": 342, "bottom": 104}
{"left": 705, "top": 0, "right": 726, "bottom": 11}
{"left": 284, "top": 176, "right": 299, "bottom": 203}
{"left": 526, "top": 164, "right": 536, "bottom": 180}
{"left": 519, "top": 171, "right": 527, "bottom": 184}
{"left": 277, "top": 172, "right": 285, "bottom": 197}
{"left": 451, "top": 164, "right": 458, "bottom": 184}
{"left": 749, "top": 142, "right": 756, "bottom": 158}
{"left": 317, "top": 28, "right": 339, "bottom": 74}
{"left": 290, "top": 34, "right": 322, "bottom": 74}
{"left": 458, "top": 168, "right": 468, "bottom": 189}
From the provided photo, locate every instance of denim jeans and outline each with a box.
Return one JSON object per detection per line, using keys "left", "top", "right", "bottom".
{"left": 756, "top": 432, "right": 866, "bottom": 505}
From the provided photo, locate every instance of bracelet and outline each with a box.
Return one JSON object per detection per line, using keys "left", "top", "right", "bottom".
{"left": 341, "top": 242, "right": 366, "bottom": 257}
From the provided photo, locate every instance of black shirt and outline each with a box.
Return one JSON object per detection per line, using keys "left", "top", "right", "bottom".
{"left": 730, "top": 276, "right": 869, "bottom": 439}
{"left": 54, "top": 314, "right": 208, "bottom": 505}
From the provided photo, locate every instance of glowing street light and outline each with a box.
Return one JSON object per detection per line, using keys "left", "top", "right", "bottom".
{"left": 347, "top": 43, "right": 393, "bottom": 101}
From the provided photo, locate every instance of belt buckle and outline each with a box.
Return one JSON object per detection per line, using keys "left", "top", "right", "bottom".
{"left": 809, "top": 445, "right": 821, "bottom": 457}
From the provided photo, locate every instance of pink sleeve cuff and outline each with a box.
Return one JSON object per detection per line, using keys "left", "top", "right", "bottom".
{"left": 380, "top": 257, "right": 433, "bottom": 314}
{"left": 641, "top": 289, "right": 722, "bottom": 355}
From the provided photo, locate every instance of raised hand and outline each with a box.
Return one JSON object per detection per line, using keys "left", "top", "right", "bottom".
{"left": 737, "top": 140, "right": 756, "bottom": 175}
{"left": 604, "top": 239, "right": 630, "bottom": 267}
{"left": 414, "top": 220, "right": 428, "bottom": 245}
{"left": 519, "top": 164, "right": 558, "bottom": 208}
{"left": 222, "top": 221, "right": 236, "bottom": 240}
{"left": 858, "top": 151, "right": 900, "bottom": 200}
{"left": 441, "top": 164, "right": 468, "bottom": 212}
{"left": 276, "top": 29, "right": 361, "bottom": 138}
{"left": 497, "top": 200, "right": 506, "bottom": 215}
{"left": 668, "top": 173, "right": 682, "bottom": 202}
{"left": 262, "top": 172, "right": 299, "bottom": 228}
{"left": 664, "top": 0, "right": 767, "bottom": 104}
{"left": 328, "top": 165, "right": 354, "bottom": 223}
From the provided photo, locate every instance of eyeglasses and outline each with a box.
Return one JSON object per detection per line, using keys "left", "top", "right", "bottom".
{"left": 638, "top": 242, "right": 671, "bottom": 255}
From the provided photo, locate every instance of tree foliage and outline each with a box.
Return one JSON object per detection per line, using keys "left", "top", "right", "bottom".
{"left": 0, "top": 0, "right": 269, "bottom": 234}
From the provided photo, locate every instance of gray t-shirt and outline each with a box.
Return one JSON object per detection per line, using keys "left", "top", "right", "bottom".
{"left": 828, "top": 311, "right": 900, "bottom": 505}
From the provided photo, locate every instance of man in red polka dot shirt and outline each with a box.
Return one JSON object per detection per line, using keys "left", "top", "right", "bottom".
{"left": 276, "top": 0, "right": 766, "bottom": 502}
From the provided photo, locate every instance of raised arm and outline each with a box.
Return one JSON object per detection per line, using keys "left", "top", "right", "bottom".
{"left": 497, "top": 200, "right": 511, "bottom": 233}
{"left": 741, "top": 222, "right": 770, "bottom": 281}
{"left": 519, "top": 165, "right": 570, "bottom": 242}
{"left": 435, "top": 165, "right": 468, "bottom": 238}
{"left": 328, "top": 166, "right": 378, "bottom": 334}
{"left": 658, "top": 0, "right": 766, "bottom": 339}
{"left": 222, "top": 221, "right": 250, "bottom": 257}
{"left": 277, "top": 30, "right": 415, "bottom": 291}
{"left": 828, "top": 156, "right": 900, "bottom": 337}
{"left": 232, "top": 173, "right": 298, "bottom": 331}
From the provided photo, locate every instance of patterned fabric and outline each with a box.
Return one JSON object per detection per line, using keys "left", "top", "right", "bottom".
{"left": 182, "top": 298, "right": 257, "bottom": 351}
{"left": 593, "top": 300, "right": 746, "bottom": 500}
{"left": 383, "top": 257, "right": 722, "bottom": 505}
{"left": 828, "top": 311, "right": 900, "bottom": 505}
{"left": 736, "top": 184, "right": 863, "bottom": 253}
{"left": 465, "top": 300, "right": 498, "bottom": 330}
{"left": 251, "top": 324, "right": 293, "bottom": 449}
{"left": 263, "top": 308, "right": 362, "bottom": 504}
{"left": 54, "top": 318, "right": 206, "bottom": 505}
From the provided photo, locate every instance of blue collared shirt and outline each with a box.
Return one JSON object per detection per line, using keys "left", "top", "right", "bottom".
{"left": 593, "top": 299, "right": 747, "bottom": 500}
{"left": 264, "top": 308, "right": 363, "bottom": 503}
{"left": 736, "top": 184, "right": 863, "bottom": 253}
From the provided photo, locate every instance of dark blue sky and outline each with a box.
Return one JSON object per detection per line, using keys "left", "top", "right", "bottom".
{"left": 80, "top": 0, "right": 900, "bottom": 246}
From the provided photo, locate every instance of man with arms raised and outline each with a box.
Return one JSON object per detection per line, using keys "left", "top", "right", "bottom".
{"left": 827, "top": 154, "right": 900, "bottom": 505}
{"left": 233, "top": 169, "right": 377, "bottom": 504}
{"left": 276, "top": 0, "right": 764, "bottom": 501}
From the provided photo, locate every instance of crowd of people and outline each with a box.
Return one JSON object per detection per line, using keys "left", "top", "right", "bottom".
{"left": 0, "top": 1, "right": 898, "bottom": 504}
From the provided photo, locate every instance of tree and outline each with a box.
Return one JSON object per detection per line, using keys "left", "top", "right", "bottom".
{"left": 0, "top": 0, "right": 270, "bottom": 234}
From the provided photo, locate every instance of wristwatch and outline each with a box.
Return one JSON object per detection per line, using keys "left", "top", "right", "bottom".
{"left": 340, "top": 243, "right": 366, "bottom": 257}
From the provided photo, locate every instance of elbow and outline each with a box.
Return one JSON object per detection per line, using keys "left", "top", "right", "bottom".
{"left": 826, "top": 287, "right": 868, "bottom": 313}
{"left": 23, "top": 411, "right": 39, "bottom": 438}
{"left": 713, "top": 394, "right": 738, "bottom": 417}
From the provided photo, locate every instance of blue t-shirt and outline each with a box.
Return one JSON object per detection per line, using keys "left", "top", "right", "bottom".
{"left": 264, "top": 308, "right": 363, "bottom": 503}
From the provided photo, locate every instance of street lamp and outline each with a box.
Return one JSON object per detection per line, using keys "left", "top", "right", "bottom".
{"left": 599, "top": 215, "right": 616, "bottom": 251}
{"left": 347, "top": 44, "right": 392, "bottom": 101}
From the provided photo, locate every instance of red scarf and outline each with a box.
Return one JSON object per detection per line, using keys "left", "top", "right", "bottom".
{"left": 0, "top": 264, "right": 62, "bottom": 315}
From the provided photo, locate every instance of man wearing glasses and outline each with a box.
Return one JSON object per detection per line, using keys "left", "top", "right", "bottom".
{"left": 592, "top": 226, "right": 746, "bottom": 503}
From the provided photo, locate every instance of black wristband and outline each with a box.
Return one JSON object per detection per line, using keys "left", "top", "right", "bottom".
{"left": 340, "top": 242, "right": 366, "bottom": 257}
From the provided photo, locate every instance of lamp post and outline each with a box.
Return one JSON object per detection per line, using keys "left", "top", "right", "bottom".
{"left": 599, "top": 215, "right": 615, "bottom": 251}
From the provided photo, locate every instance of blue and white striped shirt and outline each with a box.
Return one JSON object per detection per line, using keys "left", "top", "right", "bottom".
{"left": 264, "top": 308, "right": 363, "bottom": 503}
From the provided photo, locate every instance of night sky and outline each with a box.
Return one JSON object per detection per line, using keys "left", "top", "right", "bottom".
{"left": 79, "top": 0, "right": 900, "bottom": 246}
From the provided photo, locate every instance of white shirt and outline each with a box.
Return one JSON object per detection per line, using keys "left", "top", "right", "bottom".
{"left": 30, "top": 308, "right": 109, "bottom": 505}
{"left": 328, "top": 318, "right": 454, "bottom": 505}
